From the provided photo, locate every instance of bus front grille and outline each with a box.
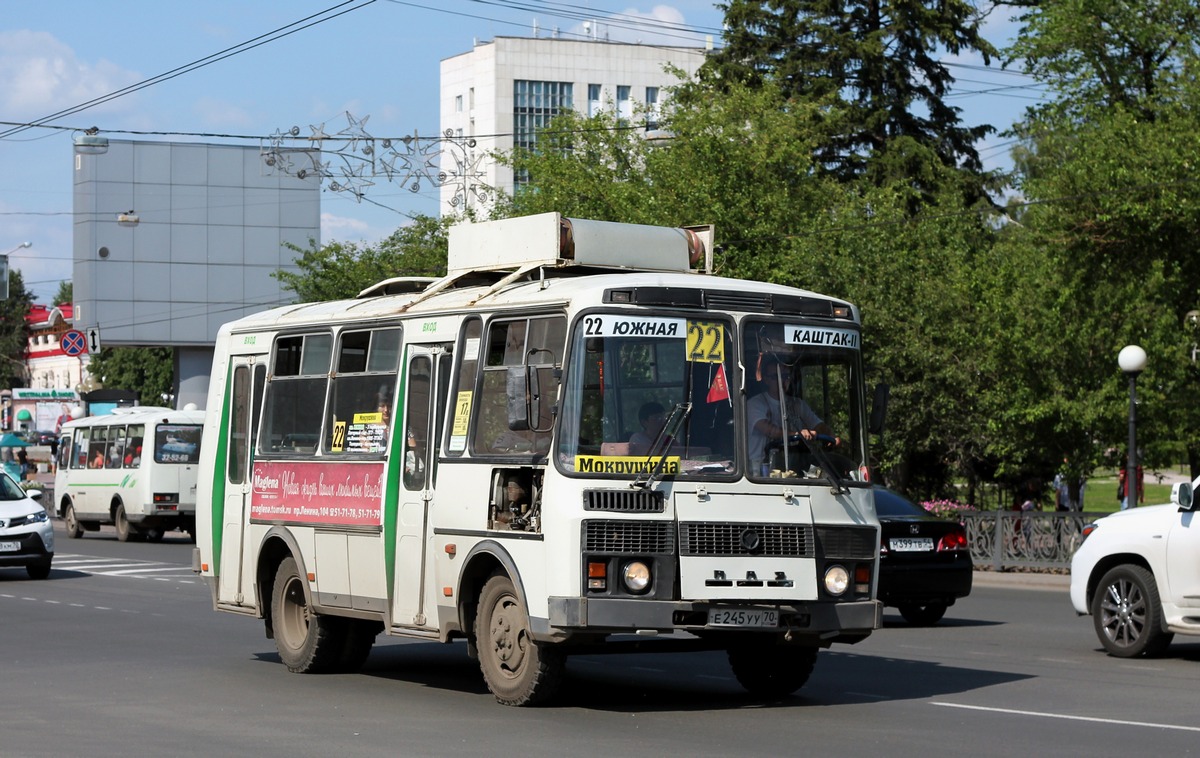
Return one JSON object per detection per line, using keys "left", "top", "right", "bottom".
{"left": 583, "top": 520, "right": 674, "bottom": 553}
{"left": 679, "top": 522, "right": 815, "bottom": 557}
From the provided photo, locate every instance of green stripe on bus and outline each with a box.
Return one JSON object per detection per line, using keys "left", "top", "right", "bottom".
{"left": 383, "top": 355, "right": 407, "bottom": 599}
{"left": 209, "top": 362, "right": 234, "bottom": 575}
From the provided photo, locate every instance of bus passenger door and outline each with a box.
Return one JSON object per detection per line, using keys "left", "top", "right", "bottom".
{"left": 218, "top": 357, "right": 266, "bottom": 606}
{"left": 393, "top": 345, "right": 450, "bottom": 628}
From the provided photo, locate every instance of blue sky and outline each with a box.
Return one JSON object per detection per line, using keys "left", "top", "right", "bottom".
{"left": 1, "top": 0, "right": 1042, "bottom": 304}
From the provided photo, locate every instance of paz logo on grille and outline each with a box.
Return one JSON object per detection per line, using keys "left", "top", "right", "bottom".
{"left": 739, "top": 527, "right": 763, "bottom": 553}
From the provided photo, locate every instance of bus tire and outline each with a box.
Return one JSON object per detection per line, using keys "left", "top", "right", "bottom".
{"left": 270, "top": 556, "right": 344, "bottom": 673}
{"left": 337, "top": 619, "right": 381, "bottom": 673}
{"left": 728, "top": 642, "right": 818, "bottom": 699}
{"left": 474, "top": 573, "right": 564, "bottom": 706}
{"left": 64, "top": 504, "right": 84, "bottom": 539}
{"left": 113, "top": 503, "right": 134, "bottom": 542}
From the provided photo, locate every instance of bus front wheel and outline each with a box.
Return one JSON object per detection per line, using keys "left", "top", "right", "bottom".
{"left": 63, "top": 504, "right": 83, "bottom": 539}
{"left": 728, "top": 642, "right": 818, "bottom": 699}
{"left": 270, "top": 556, "right": 343, "bottom": 673}
{"left": 113, "top": 503, "right": 134, "bottom": 542}
{"left": 474, "top": 573, "right": 564, "bottom": 706}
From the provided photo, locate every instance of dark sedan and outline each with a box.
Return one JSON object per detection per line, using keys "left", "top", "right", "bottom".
{"left": 874, "top": 487, "right": 973, "bottom": 625}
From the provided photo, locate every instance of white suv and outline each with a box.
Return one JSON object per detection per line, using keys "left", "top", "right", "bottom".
{"left": 1070, "top": 479, "right": 1200, "bottom": 657}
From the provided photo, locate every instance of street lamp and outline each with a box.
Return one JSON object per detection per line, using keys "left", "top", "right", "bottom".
{"left": 2, "top": 241, "right": 31, "bottom": 256}
{"left": 1118, "top": 344, "right": 1148, "bottom": 508}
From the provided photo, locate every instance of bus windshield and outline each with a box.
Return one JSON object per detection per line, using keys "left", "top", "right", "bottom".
{"left": 154, "top": 424, "right": 203, "bottom": 464}
{"left": 742, "top": 319, "right": 867, "bottom": 483}
{"left": 557, "top": 313, "right": 737, "bottom": 478}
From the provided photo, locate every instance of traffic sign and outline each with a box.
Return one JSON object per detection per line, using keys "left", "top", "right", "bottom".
{"left": 61, "top": 329, "right": 87, "bottom": 356}
{"left": 86, "top": 327, "right": 102, "bottom": 353}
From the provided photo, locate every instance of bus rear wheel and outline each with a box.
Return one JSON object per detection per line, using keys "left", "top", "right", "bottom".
{"left": 475, "top": 573, "right": 564, "bottom": 706}
{"left": 728, "top": 642, "right": 818, "bottom": 699}
{"left": 270, "top": 556, "right": 344, "bottom": 673}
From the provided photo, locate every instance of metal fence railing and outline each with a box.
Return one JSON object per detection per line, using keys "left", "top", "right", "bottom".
{"left": 960, "top": 511, "right": 1093, "bottom": 571}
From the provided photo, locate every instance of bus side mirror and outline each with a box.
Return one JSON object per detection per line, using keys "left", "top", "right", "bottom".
{"left": 869, "top": 383, "right": 889, "bottom": 436}
{"left": 1172, "top": 481, "right": 1194, "bottom": 511}
{"left": 506, "top": 367, "right": 531, "bottom": 431}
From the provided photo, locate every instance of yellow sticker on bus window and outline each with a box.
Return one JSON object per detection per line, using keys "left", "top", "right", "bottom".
{"left": 686, "top": 321, "right": 725, "bottom": 363}
{"left": 451, "top": 391, "right": 473, "bottom": 436}
{"left": 354, "top": 412, "right": 383, "bottom": 424}
{"left": 575, "top": 455, "right": 680, "bottom": 475}
{"left": 331, "top": 420, "right": 346, "bottom": 453}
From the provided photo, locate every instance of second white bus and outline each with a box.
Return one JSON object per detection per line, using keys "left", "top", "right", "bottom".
{"left": 55, "top": 406, "right": 204, "bottom": 542}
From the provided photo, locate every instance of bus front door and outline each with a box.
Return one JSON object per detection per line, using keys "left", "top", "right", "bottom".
{"left": 392, "top": 345, "right": 449, "bottom": 629}
{"left": 218, "top": 356, "right": 266, "bottom": 607}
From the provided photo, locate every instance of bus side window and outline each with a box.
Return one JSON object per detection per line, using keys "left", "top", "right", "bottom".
{"left": 262, "top": 333, "right": 331, "bottom": 457}
{"left": 326, "top": 327, "right": 400, "bottom": 456}
{"left": 472, "top": 316, "right": 565, "bottom": 456}
{"left": 446, "top": 318, "right": 482, "bottom": 457}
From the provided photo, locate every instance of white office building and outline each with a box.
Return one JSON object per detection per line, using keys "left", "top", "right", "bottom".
{"left": 440, "top": 36, "right": 707, "bottom": 212}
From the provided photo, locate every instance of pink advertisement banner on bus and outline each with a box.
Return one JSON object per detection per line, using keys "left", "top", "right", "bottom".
{"left": 250, "top": 461, "right": 385, "bottom": 526}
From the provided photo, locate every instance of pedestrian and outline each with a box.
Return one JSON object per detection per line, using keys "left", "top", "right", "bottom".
{"left": 16, "top": 448, "right": 28, "bottom": 480}
{"left": 1117, "top": 461, "right": 1144, "bottom": 510}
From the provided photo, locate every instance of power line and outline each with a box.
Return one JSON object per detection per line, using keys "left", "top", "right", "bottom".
{"left": 0, "top": 0, "right": 377, "bottom": 141}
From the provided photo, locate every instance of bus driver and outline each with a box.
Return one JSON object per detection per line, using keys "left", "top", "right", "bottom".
{"left": 747, "top": 355, "right": 840, "bottom": 474}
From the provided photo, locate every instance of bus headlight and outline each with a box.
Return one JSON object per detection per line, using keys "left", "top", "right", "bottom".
{"left": 622, "top": 561, "right": 652, "bottom": 593}
{"left": 824, "top": 565, "right": 849, "bottom": 596}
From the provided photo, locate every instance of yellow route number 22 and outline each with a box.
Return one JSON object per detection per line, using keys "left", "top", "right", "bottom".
{"left": 687, "top": 321, "right": 724, "bottom": 364}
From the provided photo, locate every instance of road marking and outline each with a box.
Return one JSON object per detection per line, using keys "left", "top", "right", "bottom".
{"left": 51, "top": 553, "right": 193, "bottom": 581}
{"left": 932, "top": 702, "right": 1200, "bottom": 732}
{"left": 104, "top": 566, "right": 193, "bottom": 576}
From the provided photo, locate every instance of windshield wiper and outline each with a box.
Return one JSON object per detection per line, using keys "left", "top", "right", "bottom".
{"left": 633, "top": 402, "right": 692, "bottom": 490}
{"left": 798, "top": 433, "right": 849, "bottom": 495}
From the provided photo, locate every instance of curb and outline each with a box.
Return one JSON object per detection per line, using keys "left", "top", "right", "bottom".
{"left": 971, "top": 570, "right": 1071, "bottom": 590}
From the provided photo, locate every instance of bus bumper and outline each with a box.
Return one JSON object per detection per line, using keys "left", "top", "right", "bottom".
{"left": 545, "top": 596, "right": 881, "bottom": 642}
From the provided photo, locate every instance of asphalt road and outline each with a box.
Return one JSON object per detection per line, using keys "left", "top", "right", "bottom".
{"left": 3, "top": 523, "right": 1197, "bottom": 758}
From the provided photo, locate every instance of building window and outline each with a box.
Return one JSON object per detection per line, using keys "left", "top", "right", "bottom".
{"left": 455, "top": 94, "right": 463, "bottom": 113}
{"left": 588, "top": 83, "right": 602, "bottom": 117}
{"left": 617, "top": 85, "right": 632, "bottom": 123}
{"left": 513, "top": 80, "right": 574, "bottom": 189}
{"left": 645, "top": 86, "right": 660, "bottom": 130}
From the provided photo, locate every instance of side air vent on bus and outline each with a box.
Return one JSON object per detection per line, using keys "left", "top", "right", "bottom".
{"left": 815, "top": 526, "right": 877, "bottom": 560}
{"left": 583, "top": 520, "right": 675, "bottom": 553}
{"left": 583, "top": 489, "right": 665, "bottom": 513}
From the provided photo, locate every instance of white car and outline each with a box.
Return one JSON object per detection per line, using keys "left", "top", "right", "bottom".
{"left": 0, "top": 474, "right": 54, "bottom": 580}
{"left": 1070, "top": 479, "right": 1200, "bottom": 657}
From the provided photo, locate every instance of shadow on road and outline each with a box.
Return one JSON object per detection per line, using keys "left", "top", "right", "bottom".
{"left": 246, "top": 636, "right": 1035, "bottom": 712}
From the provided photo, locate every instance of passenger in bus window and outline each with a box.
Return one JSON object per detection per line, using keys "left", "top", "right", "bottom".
{"left": 91, "top": 449, "right": 105, "bottom": 468}
{"left": 628, "top": 401, "right": 666, "bottom": 455}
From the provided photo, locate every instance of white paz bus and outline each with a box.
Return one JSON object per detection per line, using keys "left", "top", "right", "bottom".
{"left": 55, "top": 406, "right": 204, "bottom": 542}
{"left": 195, "top": 212, "right": 886, "bottom": 705}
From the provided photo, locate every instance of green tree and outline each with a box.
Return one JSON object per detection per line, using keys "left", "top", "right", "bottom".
{"left": 1004, "top": 0, "right": 1200, "bottom": 123}
{"left": 702, "top": 0, "right": 998, "bottom": 197}
{"left": 53, "top": 281, "right": 72, "bottom": 307}
{"left": 86, "top": 347, "right": 174, "bottom": 407}
{"left": 1004, "top": 1, "right": 1200, "bottom": 479}
{"left": 0, "top": 270, "right": 33, "bottom": 388}
{"left": 275, "top": 214, "right": 453, "bottom": 303}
